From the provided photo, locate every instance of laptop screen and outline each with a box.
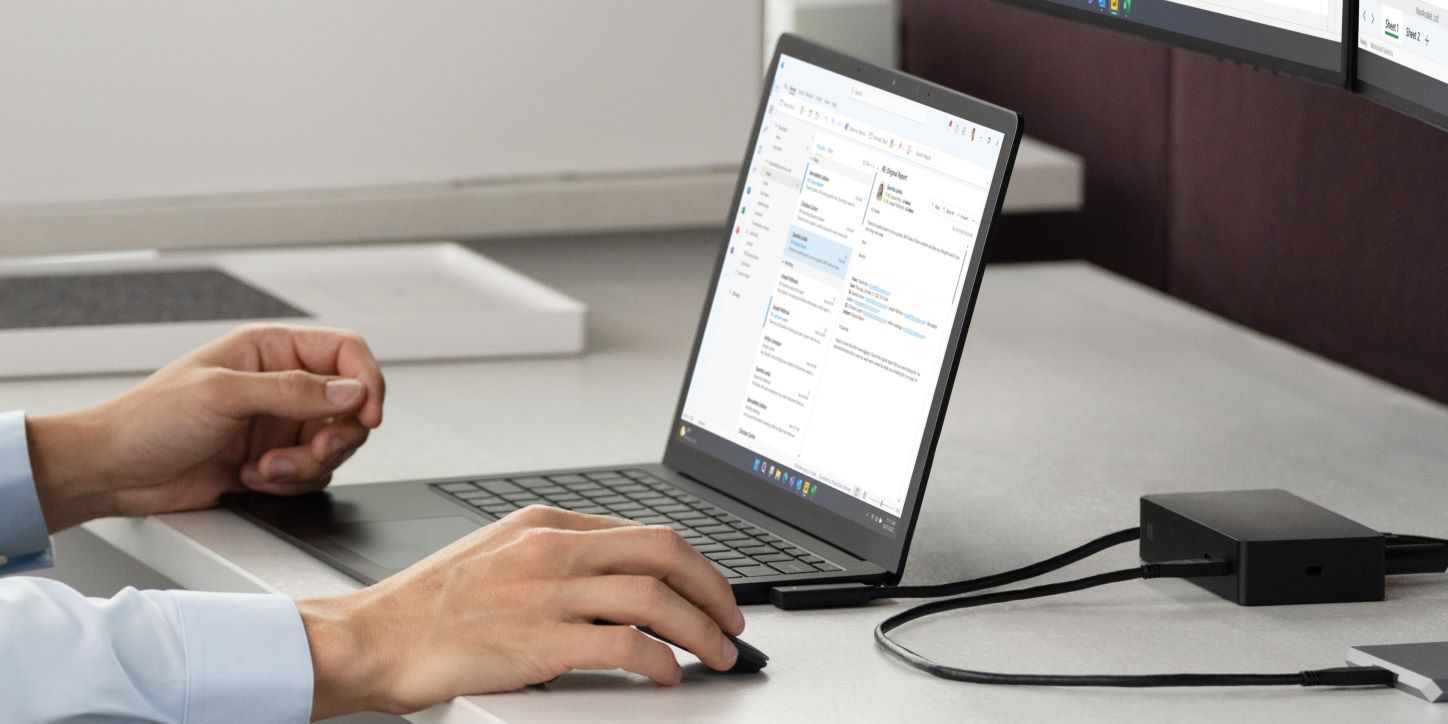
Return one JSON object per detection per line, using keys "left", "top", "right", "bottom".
{"left": 676, "top": 51, "right": 1009, "bottom": 541}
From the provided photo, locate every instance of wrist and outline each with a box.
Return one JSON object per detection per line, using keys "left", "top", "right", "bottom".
{"left": 27, "top": 410, "right": 117, "bottom": 531}
{"left": 298, "top": 592, "right": 394, "bottom": 719}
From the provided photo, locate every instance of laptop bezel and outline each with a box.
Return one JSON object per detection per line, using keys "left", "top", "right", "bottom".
{"left": 661, "top": 34, "right": 1023, "bottom": 575}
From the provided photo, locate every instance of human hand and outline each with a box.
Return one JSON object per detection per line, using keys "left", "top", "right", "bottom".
{"left": 27, "top": 324, "right": 386, "bottom": 530}
{"left": 298, "top": 506, "right": 747, "bottom": 718}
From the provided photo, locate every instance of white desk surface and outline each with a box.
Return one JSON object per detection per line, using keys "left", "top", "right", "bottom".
{"left": 4, "top": 231, "right": 1445, "bottom": 723}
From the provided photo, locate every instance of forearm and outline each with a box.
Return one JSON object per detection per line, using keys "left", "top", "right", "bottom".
{"left": 26, "top": 410, "right": 117, "bottom": 532}
{"left": 0, "top": 577, "right": 314, "bottom": 723}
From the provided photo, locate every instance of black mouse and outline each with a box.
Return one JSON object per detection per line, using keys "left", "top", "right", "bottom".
{"left": 638, "top": 626, "right": 769, "bottom": 673}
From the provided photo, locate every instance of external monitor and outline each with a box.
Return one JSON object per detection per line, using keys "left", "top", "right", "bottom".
{"left": 1354, "top": 0, "right": 1448, "bottom": 129}
{"left": 1003, "top": 0, "right": 1349, "bottom": 85}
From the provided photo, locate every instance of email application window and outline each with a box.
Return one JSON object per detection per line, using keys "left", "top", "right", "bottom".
{"left": 681, "top": 55, "right": 1003, "bottom": 529}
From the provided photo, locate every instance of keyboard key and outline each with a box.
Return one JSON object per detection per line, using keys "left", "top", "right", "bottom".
{"left": 813, "top": 561, "right": 843, "bottom": 572}
{"left": 799, "top": 555, "right": 824, "bottom": 564}
{"left": 731, "top": 565, "right": 778, "bottom": 577}
{"left": 711, "top": 562, "right": 742, "bottom": 579}
{"left": 664, "top": 521, "right": 691, "bottom": 532}
{"left": 635, "top": 516, "right": 670, "bottom": 526}
{"left": 591, "top": 495, "right": 628, "bottom": 506}
{"left": 754, "top": 553, "right": 792, "bottom": 563}
{"left": 586, "top": 471, "right": 626, "bottom": 480}
{"left": 757, "top": 534, "right": 783, "bottom": 544}
{"left": 573, "top": 506, "right": 610, "bottom": 515}
{"left": 654, "top": 503, "right": 691, "bottom": 514}
{"left": 438, "top": 482, "right": 477, "bottom": 492}
{"left": 769, "top": 560, "right": 818, "bottom": 575}
{"left": 469, "top": 498, "right": 503, "bottom": 508}
{"left": 499, "top": 491, "right": 534, "bottom": 501}
{"left": 482, "top": 504, "right": 516, "bottom": 515}
{"left": 778, "top": 546, "right": 806, "bottom": 556}
{"left": 695, "top": 524, "right": 733, "bottom": 535}
{"left": 634, "top": 496, "right": 671, "bottom": 507}
{"left": 454, "top": 490, "right": 494, "bottom": 499}
{"left": 549, "top": 474, "right": 590, "bottom": 484}
{"left": 610, "top": 503, "right": 646, "bottom": 514}
{"left": 738, "top": 545, "right": 775, "bottom": 556}
{"left": 722, "top": 556, "right": 761, "bottom": 568}
{"left": 612, "top": 483, "right": 647, "bottom": 493}
{"left": 705, "top": 550, "right": 744, "bottom": 561}
{"left": 479, "top": 480, "right": 523, "bottom": 494}
{"left": 622, "top": 469, "right": 653, "bottom": 479}
{"left": 532, "top": 486, "right": 567, "bottom": 496}
{"left": 547, "top": 493, "right": 583, "bottom": 503}
{"left": 512, "top": 477, "right": 552, "bottom": 489}
{"left": 513, "top": 497, "right": 545, "bottom": 507}
{"left": 693, "top": 542, "right": 729, "bottom": 554}
{"left": 712, "top": 531, "right": 749, "bottom": 542}
{"left": 667, "top": 511, "right": 705, "bottom": 522}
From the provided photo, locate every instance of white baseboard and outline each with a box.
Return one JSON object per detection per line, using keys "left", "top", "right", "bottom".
{"left": 0, "top": 167, "right": 741, "bottom": 257}
{"left": 0, "top": 136, "right": 1082, "bottom": 257}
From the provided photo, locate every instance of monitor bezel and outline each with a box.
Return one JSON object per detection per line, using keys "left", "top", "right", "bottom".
{"left": 661, "top": 34, "right": 1023, "bottom": 575}
{"left": 1353, "top": 52, "right": 1448, "bottom": 133}
{"left": 997, "top": 0, "right": 1351, "bottom": 87}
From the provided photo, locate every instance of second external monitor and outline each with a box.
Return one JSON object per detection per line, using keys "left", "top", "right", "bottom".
{"left": 1355, "top": 0, "right": 1448, "bottom": 130}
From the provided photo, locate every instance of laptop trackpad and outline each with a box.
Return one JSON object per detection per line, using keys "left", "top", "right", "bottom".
{"left": 324, "top": 516, "right": 481, "bottom": 572}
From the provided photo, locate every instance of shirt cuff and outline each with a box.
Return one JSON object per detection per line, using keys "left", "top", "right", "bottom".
{"left": 170, "top": 590, "right": 316, "bottom": 724}
{"left": 0, "top": 410, "right": 53, "bottom": 574}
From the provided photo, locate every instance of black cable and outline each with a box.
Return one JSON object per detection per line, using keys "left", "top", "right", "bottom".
{"left": 875, "top": 561, "right": 1395, "bottom": 690}
{"left": 1384, "top": 532, "right": 1448, "bottom": 575}
{"left": 771, "top": 527, "right": 1143, "bottom": 609}
{"left": 882, "top": 527, "right": 1141, "bottom": 599}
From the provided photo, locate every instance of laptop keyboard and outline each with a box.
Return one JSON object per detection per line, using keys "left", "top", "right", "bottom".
{"left": 432, "top": 469, "right": 842, "bottom": 578}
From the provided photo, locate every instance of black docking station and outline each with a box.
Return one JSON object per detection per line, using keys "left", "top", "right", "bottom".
{"left": 1140, "top": 489, "right": 1385, "bottom": 606}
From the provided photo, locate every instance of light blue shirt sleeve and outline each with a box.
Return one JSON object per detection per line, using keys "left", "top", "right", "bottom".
{"left": 0, "top": 411, "right": 316, "bottom": 722}
{"left": 0, "top": 410, "right": 53, "bottom": 573}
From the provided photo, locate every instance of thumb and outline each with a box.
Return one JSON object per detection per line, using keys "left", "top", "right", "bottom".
{"left": 206, "top": 369, "right": 367, "bottom": 421}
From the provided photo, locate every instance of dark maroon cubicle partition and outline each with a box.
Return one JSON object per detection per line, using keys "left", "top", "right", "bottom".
{"left": 901, "top": 0, "right": 1448, "bottom": 404}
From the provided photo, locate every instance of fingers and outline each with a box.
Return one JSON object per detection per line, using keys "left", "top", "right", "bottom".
{"left": 241, "top": 418, "right": 367, "bottom": 489}
{"left": 503, "top": 504, "right": 643, "bottom": 533}
{"left": 553, "top": 623, "right": 683, "bottom": 685}
{"left": 203, "top": 368, "right": 369, "bottom": 423}
{"left": 562, "top": 576, "right": 738, "bottom": 671}
{"left": 555, "top": 526, "right": 745, "bottom": 636}
{"left": 233, "top": 325, "right": 387, "bottom": 428}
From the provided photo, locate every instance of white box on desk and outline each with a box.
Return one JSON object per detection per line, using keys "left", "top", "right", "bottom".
{"left": 0, "top": 242, "right": 587, "bottom": 378}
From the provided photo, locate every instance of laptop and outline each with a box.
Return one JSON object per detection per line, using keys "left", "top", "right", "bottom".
{"left": 232, "top": 34, "right": 1022, "bottom": 604}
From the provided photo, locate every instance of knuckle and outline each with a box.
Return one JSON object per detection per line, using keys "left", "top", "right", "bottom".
{"left": 641, "top": 525, "right": 682, "bottom": 548}
{"left": 631, "top": 576, "right": 669, "bottom": 607}
{"left": 513, "top": 504, "right": 559, "bottom": 526}
{"left": 276, "top": 369, "right": 313, "bottom": 396}
{"left": 610, "top": 628, "right": 647, "bottom": 665}
{"left": 518, "top": 525, "right": 566, "bottom": 554}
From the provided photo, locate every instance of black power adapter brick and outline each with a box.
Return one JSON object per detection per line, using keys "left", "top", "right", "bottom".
{"left": 1140, "top": 489, "right": 1385, "bottom": 605}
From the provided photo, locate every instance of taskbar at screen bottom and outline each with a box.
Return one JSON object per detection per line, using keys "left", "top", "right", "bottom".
{"left": 673, "top": 421, "right": 901, "bottom": 539}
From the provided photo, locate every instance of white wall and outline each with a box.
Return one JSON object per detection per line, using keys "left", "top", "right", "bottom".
{"left": 0, "top": 1, "right": 763, "bottom": 253}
